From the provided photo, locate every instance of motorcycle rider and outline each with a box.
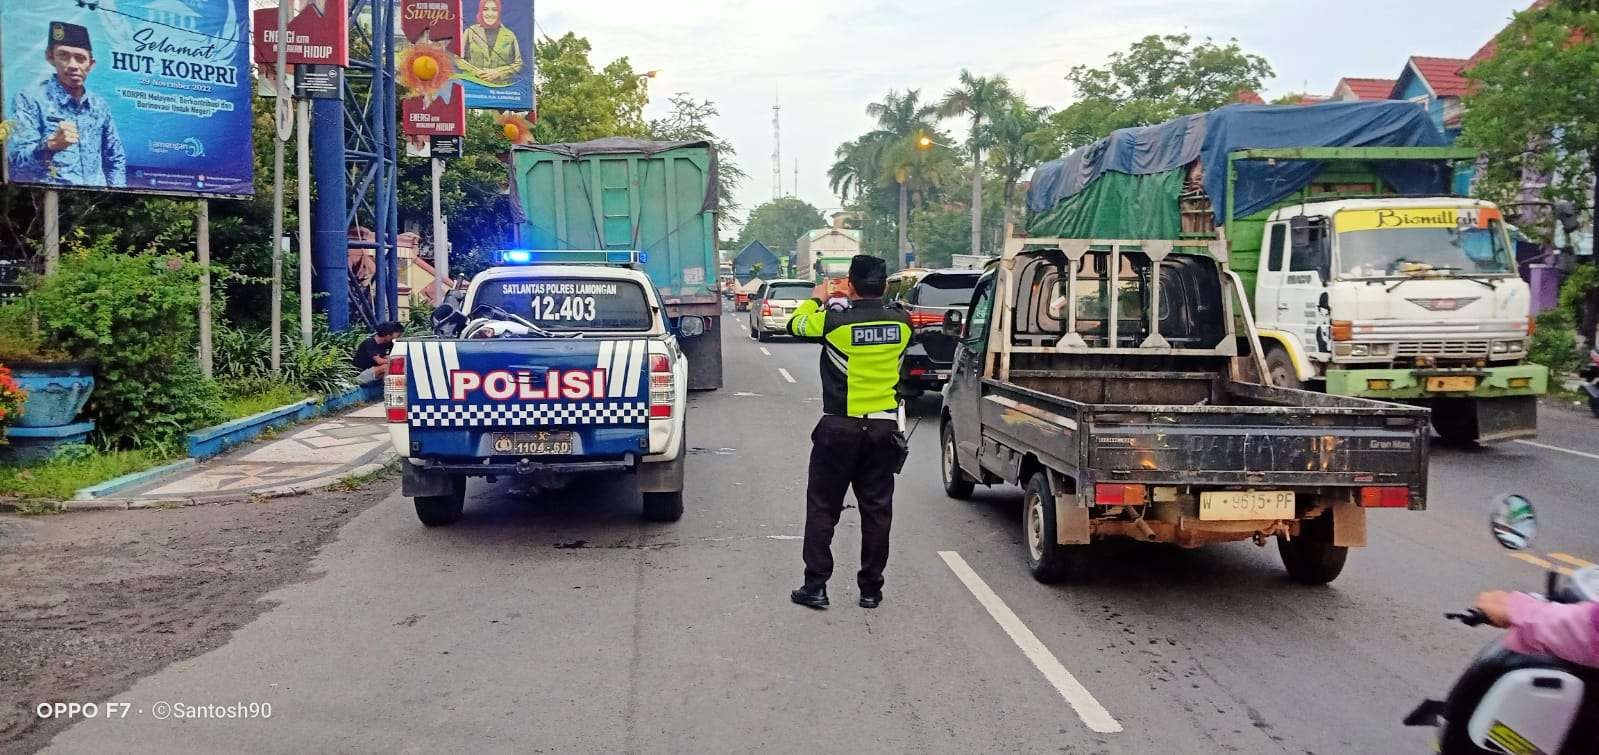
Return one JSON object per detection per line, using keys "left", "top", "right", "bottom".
{"left": 1475, "top": 591, "right": 1599, "bottom": 667}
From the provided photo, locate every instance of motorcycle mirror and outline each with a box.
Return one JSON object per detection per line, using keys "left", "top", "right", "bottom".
{"left": 1489, "top": 494, "right": 1537, "bottom": 550}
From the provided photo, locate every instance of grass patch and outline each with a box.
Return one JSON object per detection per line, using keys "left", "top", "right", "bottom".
{"left": 328, "top": 458, "right": 401, "bottom": 492}
{"left": 0, "top": 448, "right": 172, "bottom": 502}
{"left": 218, "top": 382, "right": 307, "bottom": 423}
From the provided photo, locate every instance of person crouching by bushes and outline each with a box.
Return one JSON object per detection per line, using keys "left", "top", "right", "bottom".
{"left": 354, "top": 322, "right": 404, "bottom": 385}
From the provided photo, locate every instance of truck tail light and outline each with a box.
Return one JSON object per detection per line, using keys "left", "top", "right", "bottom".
{"left": 909, "top": 310, "right": 944, "bottom": 328}
{"left": 1095, "top": 483, "right": 1147, "bottom": 506}
{"left": 649, "top": 352, "right": 673, "bottom": 419}
{"left": 1331, "top": 320, "right": 1353, "bottom": 342}
{"left": 1359, "top": 486, "right": 1410, "bottom": 508}
{"left": 385, "top": 355, "right": 407, "bottom": 422}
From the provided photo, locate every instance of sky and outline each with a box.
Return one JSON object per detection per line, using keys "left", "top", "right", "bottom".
{"left": 540, "top": 0, "right": 1531, "bottom": 228}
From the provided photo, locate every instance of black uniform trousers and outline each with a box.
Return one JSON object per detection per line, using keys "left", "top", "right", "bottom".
{"left": 803, "top": 414, "right": 899, "bottom": 593}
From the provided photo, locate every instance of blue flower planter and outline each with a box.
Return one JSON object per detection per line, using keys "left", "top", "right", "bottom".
{"left": 10, "top": 361, "right": 95, "bottom": 428}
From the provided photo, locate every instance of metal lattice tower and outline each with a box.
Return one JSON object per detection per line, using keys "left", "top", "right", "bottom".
{"left": 309, "top": 0, "right": 399, "bottom": 331}
{"left": 771, "top": 95, "right": 781, "bottom": 201}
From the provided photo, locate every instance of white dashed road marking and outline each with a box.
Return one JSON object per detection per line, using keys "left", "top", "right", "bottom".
{"left": 1514, "top": 439, "right": 1599, "bottom": 461}
{"left": 938, "top": 551, "right": 1123, "bottom": 734}
{"left": 777, "top": 368, "right": 796, "bottom": 384}
{"left": 760, "top": 347, "right": 771, "bottom": 356}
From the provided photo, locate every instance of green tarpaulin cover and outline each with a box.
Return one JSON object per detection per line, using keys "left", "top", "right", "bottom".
{"left": 1024, "top": 169, "right": 1184, "bottom": 239}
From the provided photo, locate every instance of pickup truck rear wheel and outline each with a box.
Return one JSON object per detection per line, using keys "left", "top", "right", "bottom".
{"left": 941, "top": 422, "right": 975, "bottom": 499}
{"left": 1023, "top": 473, "right": 1087, "bottom": 584}
{"left": 414, "top": 477, "right": 466, "bottom": 527}
{"left": 1278, "top": 512, "right": 1348, "bottom": 585}
{"left": 642, "top": 491, "right": 684, "bottom": 522}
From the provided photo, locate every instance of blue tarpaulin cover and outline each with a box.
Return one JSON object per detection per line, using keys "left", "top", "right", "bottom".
{"left": 1027, "top": 101, "right": 1452, "bottom": 225}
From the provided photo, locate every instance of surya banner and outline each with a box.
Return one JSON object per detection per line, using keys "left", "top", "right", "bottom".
{"left": 1, "top": 0, "right": 255, "bottom": 196}
{"left": 398, "top": 0, "right": 465, "bottom": 138}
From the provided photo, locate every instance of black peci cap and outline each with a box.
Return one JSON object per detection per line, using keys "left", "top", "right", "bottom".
{"left": 49, "top": 22, "right": 92, "bottom": 53}
{"left": 848, "top": 254, "right": 887, "bottom": 287}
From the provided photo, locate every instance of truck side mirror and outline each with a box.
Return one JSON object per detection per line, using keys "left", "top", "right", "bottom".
{"left": 943, "top": 310, "right": 965, "bottom": 337}
{"left": 1289, "top": 216, "right": 1311, "bottom": 251}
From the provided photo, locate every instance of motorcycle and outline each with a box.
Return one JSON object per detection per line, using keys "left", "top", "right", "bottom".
{"left": 1404, "top": 494, "right": 1599, "bottom": 754}
{"left": 1580, "top": 350, "right": 1599, "bottom": 419}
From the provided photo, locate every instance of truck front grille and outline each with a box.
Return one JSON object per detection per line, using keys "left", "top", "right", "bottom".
{"left": 1394, "top": 340, "right": 1490, "bottom": 358}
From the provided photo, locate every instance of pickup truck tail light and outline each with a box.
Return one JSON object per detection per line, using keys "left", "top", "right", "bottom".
{"left": 649, "top": 353, "right": 673, "bottom": 419}
{"left": 1095, "top": 483, "right": 1147, "bottom": 506}
{"left": 1359, "top": 486, "right": 1410, "bottom": 507}
{"left": 761, "top": 303, "right": 773, "bottom": 317}
{"left": 385, "top": 355, "right": 407, "bottom": 423}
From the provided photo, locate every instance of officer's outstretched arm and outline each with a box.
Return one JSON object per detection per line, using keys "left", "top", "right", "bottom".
{"left": 786, "top": 298, "right": 827, "bottom": 342}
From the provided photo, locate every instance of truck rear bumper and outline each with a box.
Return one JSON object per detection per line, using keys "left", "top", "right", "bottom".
{"left": 1324, "top": 363, "right": 1548, "bottom": 400}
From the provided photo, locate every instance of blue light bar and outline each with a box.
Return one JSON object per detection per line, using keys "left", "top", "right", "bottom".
{"left": 491, "top": 250, "right": 648, "bottom": 266}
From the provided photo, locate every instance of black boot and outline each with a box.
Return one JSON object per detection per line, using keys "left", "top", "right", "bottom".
{"left": 859, "top": 592, "right": 882, "bottom": 609}
{"left": 790, "top": 583, "right": 829, "bottom": 609}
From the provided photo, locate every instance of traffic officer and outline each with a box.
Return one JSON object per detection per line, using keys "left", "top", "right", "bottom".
{"left": 786, "top": 255, "right": 911, "bottom": 610}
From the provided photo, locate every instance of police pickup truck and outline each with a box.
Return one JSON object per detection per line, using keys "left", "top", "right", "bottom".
{"left": 386, "top": 250, "right": 694, "bottom": 526}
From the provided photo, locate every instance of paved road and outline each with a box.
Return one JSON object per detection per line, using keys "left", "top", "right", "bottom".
{"left": 50, "top": 316, "right": 1599, "bottom": 753}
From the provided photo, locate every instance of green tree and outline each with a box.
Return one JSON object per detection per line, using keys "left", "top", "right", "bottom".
{"left": 863, "top": 90, "right": 942, "bottom": 265}
{"left": 532, "top": 32, "right": 649, "bottom": 143}
{"left": 1043, "top": 34, "right": 1273, "bottom": 152}
{"left": 908, "top": 206, "right": 970, "bottom": 268}
{"left": 939, "top": 71, "right": 1014, "bottom": 256}
{"left": 1461, "top": 1, "right": 1599, "bottom": 342}
{"left": 737, "top": 197, "right": 825, "bottom": 260}
{"left": 397, "top": 111, "right": 516, "bottom": 271}
{"left": 648, "top": 93, "right": 750, "bottom": 217}
{"left": 982, "top": 97, "right": 1054, "bottom": 239}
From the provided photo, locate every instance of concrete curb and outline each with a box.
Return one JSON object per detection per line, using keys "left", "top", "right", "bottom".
{"left": 73, "top": 458, "right": 198, "bottom": 500}
{"left": 2, "top": 452, "right": 399, "bottom": 514}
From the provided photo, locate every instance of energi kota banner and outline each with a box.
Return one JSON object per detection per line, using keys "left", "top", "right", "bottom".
{"left": 0, "top": 0, "right": 255, "bottom": 196}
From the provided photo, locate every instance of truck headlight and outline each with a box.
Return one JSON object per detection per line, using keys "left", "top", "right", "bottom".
{"left": 1348, "top": 344, "right": 1369, "bottom": 357}
{"left": 1492, "top": 339, "right": 1525, "bottom": 355}
{"left": 1367, "top": 343, "right": 1391, "bottom": 356}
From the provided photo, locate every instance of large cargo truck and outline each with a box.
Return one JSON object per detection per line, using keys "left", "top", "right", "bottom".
{"left": 1026, "top": 101, "right": 1547, "bottom": 444}
{"left": 512, "top": 138, "right": 724, "bottom": 390}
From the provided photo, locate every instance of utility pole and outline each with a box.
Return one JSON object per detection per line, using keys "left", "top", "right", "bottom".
{"left": 771, "top": 94, "right": 782, "bottom": 201}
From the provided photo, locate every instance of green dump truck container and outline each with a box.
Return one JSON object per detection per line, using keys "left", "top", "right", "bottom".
{"left": 512, "top": 138, "right": 723, "bottom": 390}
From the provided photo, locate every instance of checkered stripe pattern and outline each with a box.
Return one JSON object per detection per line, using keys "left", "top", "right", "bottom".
{"left": 409, "top": 402, "right": 650, "bottom": 427}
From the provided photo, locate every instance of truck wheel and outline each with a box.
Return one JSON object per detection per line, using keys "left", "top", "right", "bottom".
{"left": 1265, "top": 347, "right": 1302, "bottom": 389}
{"left": 941, "top": 422, "right": 975, "bottom": 499}
{"left": 642, "top": 491, "right": 684, "bottom": 522}
{"left": 1430, "top": 406, "right": 1480, "bottom": 446}
{"left": 1023, "top": 473, "right": 1087, "bottom": 584}
{"left": 414, "top": 477, "right": 466, "bottom": 527}
{"left": 1278, "top": 512, "right": 1348, "bottom": 585}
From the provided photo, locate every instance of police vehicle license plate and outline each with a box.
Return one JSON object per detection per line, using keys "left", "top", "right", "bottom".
{"left": 491, "top": 431, "right": 574, "bottom": 455}
{"left": 1198, "top": 491, "right": 1296, "bottom": 521}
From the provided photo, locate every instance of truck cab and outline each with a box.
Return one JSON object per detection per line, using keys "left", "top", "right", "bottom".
{"left": 387, "top": 251, "right": 692, "bottom": 526}
{"left": 1252, "top": 197, "right": 1546, "bottom": 443}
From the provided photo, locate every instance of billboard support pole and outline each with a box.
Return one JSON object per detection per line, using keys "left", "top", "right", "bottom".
{"left": 297, "top": 98, "right": 313, "bottom": 346}
{"left": 432, "top": 157, "right": 446, "bottom": 304}
{"left": 42, "top": 190, "right": 59, "bottom": 277}
{"left": 197, "top": 199, "right": 213, "bottom": 379}
{"left": 269, "top": 0, "right": 291, "bottom": 375}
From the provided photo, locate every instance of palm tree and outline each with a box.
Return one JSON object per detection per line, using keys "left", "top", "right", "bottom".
{"left": 982, "top": 97, "right": 1053, "bottom": 240}
{"left": 862, "top": 90, "right": 939, "bottom": 267}
{"left": 938, "top": 71, "right": 1014, "bottom": 256}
